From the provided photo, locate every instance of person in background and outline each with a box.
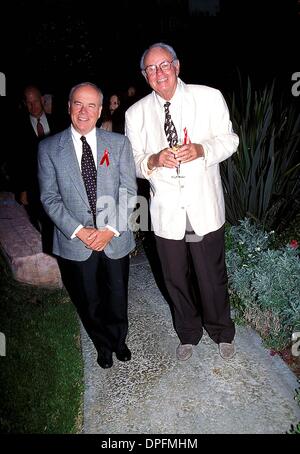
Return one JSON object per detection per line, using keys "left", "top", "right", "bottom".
{"left": 100, "top": 93, "right": 125, "bottom": 134}
{"left": 127, "top": 85, "right": 136, "bottom": 98}
{"left": 109, "top": 94, "right": 121, "bottom": 114}
{"left": 125, "top": 43, "right": 239, "bottom": 362}
{"left": 123, "top": 85, "right": 139, "bottom": 110}
{"left": 43, "top": 93, "right": 53, "bottom": 114}
{"left": 38, "top": 82, "right": 137, "bottom": 369}
{"left": 15, "top": 85, "right": 58, "bottom": 253}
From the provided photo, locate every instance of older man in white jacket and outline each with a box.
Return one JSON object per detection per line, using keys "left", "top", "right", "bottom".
{"left": 125, "top": 43, "right": 239, "bottom": 361}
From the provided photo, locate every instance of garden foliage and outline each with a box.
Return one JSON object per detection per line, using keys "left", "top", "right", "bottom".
{"left": 226, "top": 219, "right": 300, "bottom": 350}
{"left": 222, "top": 75, "right": 300, "bottom": 231}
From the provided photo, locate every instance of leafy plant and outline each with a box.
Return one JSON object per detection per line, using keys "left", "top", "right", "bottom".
{"left": 222, "top": 74, "right": 300, "bottom": 231}
{"left": 226, "top": 219, "right": 300, "bottom": 350}
{"left": 288, "top": 381, "right": 300, "bottom": 434}
{"left": 288, "top": 422, "right": 300, "bottom": 434}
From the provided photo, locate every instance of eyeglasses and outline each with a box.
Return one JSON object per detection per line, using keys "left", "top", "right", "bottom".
{"left": 144, "top": 60, "right": 175, "bottom": 77}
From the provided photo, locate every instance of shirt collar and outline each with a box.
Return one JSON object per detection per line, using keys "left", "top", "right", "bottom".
{"left": 154, "top": 77, "right": 183, "bottom": 108}
{"left": 31, "top": 112, "right": 46, "bottom": 123}
{"left": 71, "top": 125, "right": 96, "bottom": 146}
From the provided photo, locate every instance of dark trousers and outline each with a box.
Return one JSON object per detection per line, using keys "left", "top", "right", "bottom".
{"left": 58, "top": 251, "right": 130, "bottom": 355}
{"left": 25, "top": 194, "right": 53, "bottom": 255}
{"left": 155, "top": 225, "right": 235, "bottom": 345}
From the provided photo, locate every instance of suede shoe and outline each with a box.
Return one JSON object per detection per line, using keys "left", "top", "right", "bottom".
{"left": 115, "top": 345, "right": 131, "bottom": 362}
{"left": 97, "top": 351, "right": 113, "bottom": 369}
{"left": 219, "top": 341, "right": 236, "bottom": 360}
{"left": 176, "top": 344, "right": 193, "bottom": 361}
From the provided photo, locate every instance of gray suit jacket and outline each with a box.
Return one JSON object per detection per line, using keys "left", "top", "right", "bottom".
{"left": 38, "top": 127, "right": 137, "bottom": 261}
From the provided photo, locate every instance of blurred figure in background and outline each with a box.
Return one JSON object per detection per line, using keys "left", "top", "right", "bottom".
{"left": 14, "top": 85, "right": 59, "bottom": 253}
{"left": 124, "top": 85, "right": 139, "bottom": 109}
{"left": 43, "top": 93, "right": 53, "bottom": 114}
{"left": 100, "top": 93, "right": 125, "bottom": 134}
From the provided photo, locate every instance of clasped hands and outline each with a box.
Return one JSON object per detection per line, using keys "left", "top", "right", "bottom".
{"left": 76, "top": 227, "right": 114, "bottom": 251}
{"left": 149, "top": 143, "right": 204, "bottom": 169}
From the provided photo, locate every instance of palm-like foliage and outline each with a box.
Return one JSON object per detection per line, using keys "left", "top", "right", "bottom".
{"left": 222, "top": 75, "right": 300, "bottom": 231}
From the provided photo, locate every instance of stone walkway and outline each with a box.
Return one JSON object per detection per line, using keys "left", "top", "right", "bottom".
{"left": 81, "top": 253, "right": 300, "bottom": 434}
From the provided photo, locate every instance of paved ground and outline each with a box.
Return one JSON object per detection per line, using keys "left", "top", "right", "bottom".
{"left": 81, "top": 251, "right": 300, "bottom": 435}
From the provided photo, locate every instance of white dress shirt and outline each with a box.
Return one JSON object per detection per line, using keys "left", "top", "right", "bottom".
{"left": 30, "top": 112, "right": 50, "bottom": 136}
{"left": 70, "top": 126, "right": 119, "bottom": 239}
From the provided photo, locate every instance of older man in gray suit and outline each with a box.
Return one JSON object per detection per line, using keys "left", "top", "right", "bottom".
{"left": 38, "top": 82, "right": 137, "bottom": 369}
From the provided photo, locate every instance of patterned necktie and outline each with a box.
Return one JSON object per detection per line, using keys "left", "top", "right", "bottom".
{"left": 37, "top": 118, "right": 45, "bottom": 138}
{"left": 80, "top": 136, "right": 97, "bottom": 225}
{"left": 164, "top": 102, "right": 178, "bottom": 147}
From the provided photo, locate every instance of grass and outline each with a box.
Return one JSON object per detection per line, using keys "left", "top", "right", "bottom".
{"left": 0, "top": 253, "right": 84, "bottom": 434}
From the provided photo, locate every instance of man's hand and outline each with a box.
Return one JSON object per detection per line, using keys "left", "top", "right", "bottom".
{"left": 76, "top": 227, "right": 98, "bottom": 247}
{"left": 19, "top": 191, "right": 28, "bottom": 205}
{"left": 175, "top": 143, "right": 204, "bottom": 163}
{"left": 148, "top": 148, "right": 178, "bottom": 169}
{"left": 76, "top": 227, "right": 114, "bottom": 251}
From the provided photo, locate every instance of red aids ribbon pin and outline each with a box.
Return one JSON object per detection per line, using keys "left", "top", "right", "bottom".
{"left": 100, "top": 149, "right": 110, "bottom": 166}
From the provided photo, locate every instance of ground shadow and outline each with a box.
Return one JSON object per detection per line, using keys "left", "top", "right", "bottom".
{"left": 136, "top": 178, "right": 173, "bottom": 311}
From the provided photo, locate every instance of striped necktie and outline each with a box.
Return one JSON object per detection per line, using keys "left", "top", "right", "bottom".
{"left": 37, "top": 118, "right": 45, "bottom": 138}
{"left": 164, "top": 102, "right": 178, "bottom": 147}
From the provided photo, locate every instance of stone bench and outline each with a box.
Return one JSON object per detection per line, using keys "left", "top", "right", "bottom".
{"left": 0, "top": 192, "right": 62, "bottom": 288}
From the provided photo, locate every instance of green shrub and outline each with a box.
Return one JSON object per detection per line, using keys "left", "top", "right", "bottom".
{"left": 288, "top": 422, "right": 300, "bottom": 434}
{"left": 222, "top": 75, "right": 300, "bottom": 231}
{"left": 226, "top": 219, "right": 300, "bottom": 350}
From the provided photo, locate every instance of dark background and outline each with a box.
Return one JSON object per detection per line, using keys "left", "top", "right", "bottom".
{"left": 1, "top": 0, "right": 299, "bottom": 191}
{"left": 1, "top": 0, "right": 299, "bottom": 106}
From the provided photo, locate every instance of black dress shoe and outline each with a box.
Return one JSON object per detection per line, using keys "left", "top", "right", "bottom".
{"left": 97, "top": 351, "right": 113, "bottom": 369}
{"left": 115, "top": 345, "right": 131, "bottom": 362}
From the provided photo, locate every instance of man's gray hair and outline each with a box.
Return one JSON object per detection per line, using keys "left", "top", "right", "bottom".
{"left": 140, "top": 42, "right": 179, "bottom": 72}
{"left": 68, "top": 82, "right": 103, "bottom": 105}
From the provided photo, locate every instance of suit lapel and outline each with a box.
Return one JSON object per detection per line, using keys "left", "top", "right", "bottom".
{"left": 59, "top": 128, "right": 89, "bottom": 206}
{"left": 180, "top": 81, "right": 198, "bottom": 142}
{"left": 96, "top": 129, "right": 111, "bottom": 194}
{"left": 59, "top": 129, "right": 114, "bottom": 206}
{"left": 142, "top": 93, "right": 169, "bottom": 150}
{"left": 150, "top": 92, "right": 169, "bottom": 149}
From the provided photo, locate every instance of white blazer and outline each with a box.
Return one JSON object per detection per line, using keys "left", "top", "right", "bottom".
{"left": 125, "top": 79, "right": 239, "bottom": 239}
